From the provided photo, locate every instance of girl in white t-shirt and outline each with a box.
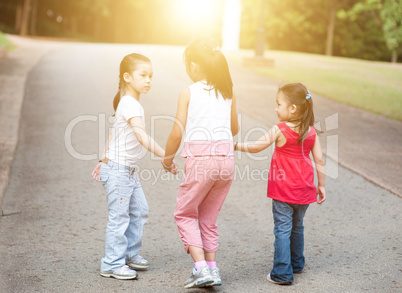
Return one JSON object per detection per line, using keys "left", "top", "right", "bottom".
{"left": 163, "top": 38, "right": 240, "bottom": 288}
{"left": 92, "top": 53, "right": 176, "bottom": 280}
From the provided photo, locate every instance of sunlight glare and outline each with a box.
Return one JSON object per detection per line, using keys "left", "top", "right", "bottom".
{"left": 177, "top": 0, "right": 217, "bottom": 22}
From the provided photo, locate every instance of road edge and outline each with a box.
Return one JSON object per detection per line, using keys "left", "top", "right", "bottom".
{"left": 0, "top": 35, "right": 58, "bottom": 215}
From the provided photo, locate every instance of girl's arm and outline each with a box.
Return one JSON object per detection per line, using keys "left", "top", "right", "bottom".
{"left": 92, "top": 129, "right": 113, "bottom": 181}
{"left": 231, "top": 93, "right": 240, "bottom": 136}
{"left": 311, "top": 134, "right": 326, "bottom": 204}
{"left": 129, "top": 117, "right": 165, "bottom": 158}
{"left": 235, "top": 125, "right": 280, "bottom": 153}
{"left": 163, "top": 88, "right": 190, "bottom": 167}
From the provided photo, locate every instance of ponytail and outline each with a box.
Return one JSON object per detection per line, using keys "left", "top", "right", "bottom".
{"left": 113, "top": 91, "right": 120, "bottom": 112}
{"left": 184, "top": 38, "right": 233, "bottom": 99}
{"left": 113, "top": 75, "right": 125, "bottom": 112}
{"left": 297, "top": 98, "right": 314, "bottom": 144}
{"left": 209, "top": 49, "right": 233, "bottom": 99}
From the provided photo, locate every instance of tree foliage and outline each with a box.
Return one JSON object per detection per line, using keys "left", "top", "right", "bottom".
{"left": 381, "top": 0, "right": 402, "bottom": 62}
{"left": 0, "top": 0, "right": 400, "bottom": 62}
{"left": 240, "top": 0, "right": 398, "bottom": 61}
{"left": 339, "top": 0, "right": 402, "bottom": 62}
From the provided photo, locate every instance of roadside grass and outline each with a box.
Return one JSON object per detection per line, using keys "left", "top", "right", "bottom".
{"left": 0, "top": 32, "right": 17, "bottom": 51}
{"left": 227, "top": 50, "right": 402, "bottom": 121}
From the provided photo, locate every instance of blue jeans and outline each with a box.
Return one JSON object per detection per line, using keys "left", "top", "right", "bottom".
{"left": 99, "top": 160, "right": 149, "bottom": 272}
{"left": 270, "top": 199, "right": 309, "bottom": 282}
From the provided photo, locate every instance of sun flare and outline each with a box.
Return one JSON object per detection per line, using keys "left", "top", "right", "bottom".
{"left": 176, "top": 0, "right": 218, "bottom": 23}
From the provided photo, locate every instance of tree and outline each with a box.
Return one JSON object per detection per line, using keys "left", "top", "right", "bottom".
{"left": 343, "top": 0, "right": 402, "bottom": 62}
{"left": 20, "top": 0, "right": 32, "bottom": 36}
{"left": 381, "top": 0, "right": 402, "bottom": 62}
{"left": 325, "top": 0, "right": 356, "bottom": 56}
{"left": 240, "top": 0, "right": 358, "bottom": 56}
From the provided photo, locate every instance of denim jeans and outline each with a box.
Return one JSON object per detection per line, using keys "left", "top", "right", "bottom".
{"left": 99, "top": 160, "right": 149, "bottom": 272}
{"left": 270, "top": 199, "right": 309, "bottom": 282}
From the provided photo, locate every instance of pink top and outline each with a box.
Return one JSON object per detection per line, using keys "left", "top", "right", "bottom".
{"left": 267, "top": 123, "right": 317, "bottom": 204}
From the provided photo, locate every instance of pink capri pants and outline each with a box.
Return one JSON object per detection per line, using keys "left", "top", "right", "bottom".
{"left": 174, "top": 155, "right": 234, "bottom": 253}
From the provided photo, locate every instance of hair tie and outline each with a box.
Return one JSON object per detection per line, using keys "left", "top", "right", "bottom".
{"left": 306, "top": 90, "right": 312, "bottom": 100}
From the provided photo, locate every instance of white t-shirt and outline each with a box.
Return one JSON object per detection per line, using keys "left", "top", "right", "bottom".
{"left": 106, "top": 96, "right": 145, "bottom": 167}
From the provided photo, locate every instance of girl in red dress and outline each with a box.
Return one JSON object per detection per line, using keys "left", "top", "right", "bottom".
{"left": 235, "top": 83, "right": 326, "bottom": 285}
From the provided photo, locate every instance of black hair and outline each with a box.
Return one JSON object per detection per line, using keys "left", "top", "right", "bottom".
{"left": 184, "top": 38, "right": 233, "bottom": 99}
{"left": 113, "top": 53, "right": 151, "bottom": 111}
{"left": 278, "top": 83, "right": 315, "bottom": 144}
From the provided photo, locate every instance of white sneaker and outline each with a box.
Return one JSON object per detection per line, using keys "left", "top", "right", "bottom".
{"left": 127, "top": 255, "right": 149, "bottom": 270}
{"left": 205, "top": 267, "right": 222, "bottom": 286}
{"left": 267, "top": 273, "right": 292, "bottom": 285}
{"left": 184, "top": 265, "right": 214, "bottom": 288}
{"left": 100, "top": 265, "right": 137, "bottom": 280}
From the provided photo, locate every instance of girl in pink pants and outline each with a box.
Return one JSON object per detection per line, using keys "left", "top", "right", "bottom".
{"left": 163, "top": 38, "right": 240, "bottom": 289}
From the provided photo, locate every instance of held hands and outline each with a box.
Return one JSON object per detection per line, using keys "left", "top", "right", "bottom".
{"left": 92, "top": 162, "right": 102, "bottom": 182}
{"left": 161, "top": 160, "right": 179, "bottom": 175}
{"left": 317, "top": 186, "right": 326, "bottom": 204}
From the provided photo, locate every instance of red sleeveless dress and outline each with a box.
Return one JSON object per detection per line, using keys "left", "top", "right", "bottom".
{"left": 267, "top": 123, "right": 317, "bottom": 204}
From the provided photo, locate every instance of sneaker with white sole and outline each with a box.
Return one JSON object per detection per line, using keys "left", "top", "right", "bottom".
{"left": 205, "top": 267, "right": 222, "bottom": 287}
{"left": 184, "top": 265, "right": 214, "bottom": 289}
{"left": 100, "top": 265, "right": 137, "bottom": 280}
{"left": 127, "top": 255, "right": 149, "bottom": 270}
{"left": 267, "top": 273, "right": 292, "bottom": 285}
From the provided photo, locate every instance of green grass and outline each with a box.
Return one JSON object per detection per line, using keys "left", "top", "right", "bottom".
{"left": 0, "top": 32, "right": 16, "bottom": 51}
{"left": 228, "top": 50, "right": 402, "bottom": 121}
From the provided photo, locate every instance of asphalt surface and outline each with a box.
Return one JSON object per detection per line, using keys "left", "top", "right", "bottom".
{"left": 0, "top": 36, "right": 401, "bottom": 293}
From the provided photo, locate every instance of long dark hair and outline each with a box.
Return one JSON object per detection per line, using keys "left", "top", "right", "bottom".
{"left": 113, "top": 53, "right": 151, "bottom": 111}
{"left": 184, "top": 38, "right": 233, "bottom": 99}
{"left": 278, "top": 83, "right": 315, "bottom": 144}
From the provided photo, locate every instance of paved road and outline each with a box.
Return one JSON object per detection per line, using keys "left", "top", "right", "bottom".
{"left": 0, "top": 38, "right": 401, "bottom": 293}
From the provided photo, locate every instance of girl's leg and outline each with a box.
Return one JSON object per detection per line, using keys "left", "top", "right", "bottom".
{"left": 125, "top": 175, "right": 149, "bottom": 262}
{"left": 174, "top": 158, "right": 214, "bottom": 253}
{"left": 177, "top": 157, "right": 231, "bottom": 288}
{"left": 197, "top": 180, "right": 232, "bottom": 253}
{"left": 197, "top": 157, "right": 233, "bottom": 287}
{"left": 187, "top": 247, "right": 216, "bottom": 267}
{"left": 205, "top": 251, "right": 216, "bottom": 262}
{"left": 198, "top": 157, "right": 234, "bottom": 254}
{"left": 270, "top": 200, "right": 294, "bottom": 283}
{"left": 101, "top": 169, "right": 135, "bottom": 273}
{"left": 188, "top": 246, "right": 206, "bottom": 262}
{"left": 205, "top": 252, "right": 218, "bottom": 270}
{"left": 290, "top": 204, "right": 309, "bottom": 273}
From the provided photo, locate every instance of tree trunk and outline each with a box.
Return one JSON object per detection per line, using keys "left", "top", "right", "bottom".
{"left": 391, "top": 50, "right": 398, "bottom": 63}
{"left": 29, "top": 0, "right": 38, "bottom": 36}
{"left": 15, "top": 4, "right": 23, "bottom": 32}
{"left": 20, "top": 0, "right": 32, "bottom": 36}
{"left": 255, "top": 0, "right": 266, "bottom": 57}
{"left": 325, "top": 2, "right": 336, "bottom": 56}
